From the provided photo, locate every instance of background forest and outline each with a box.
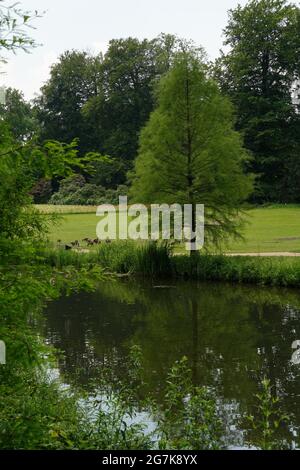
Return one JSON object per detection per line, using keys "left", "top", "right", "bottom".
{"left": 1, "top": 0, "right": 300, "bottom": 207}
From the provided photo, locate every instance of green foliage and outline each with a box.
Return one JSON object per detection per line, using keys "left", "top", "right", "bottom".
{"left": 35, "top": 50, "right": 103, "bottom": 153}
{"left": 0, "top": 1, "right": 41, "bottom": 59}
{"left": 0, "top": 138, "right": 49, "bottom": 240}
{"left": 0, "top": 369, "right": 82, "bottom": 450}
{"left": 0, "top": 135, "right": 104, "bottom": 206}
{"left": 42, "top": 241, "right": 172, "bottom": 278}
{"left": 41, "top": 241, "right": 300, "bottom": 287}
{"left": 135, "top": 242, "right": 172, "bottom": 278}
{"left": 0, "top": 244, "right": 104, "bottom": 454}
{"left": 0, "top": 87, "right": 39, "bottom": 141}
{"left": 49, "top": 174, "right": 128, "bottom": 206}
{"left": 216, "top": 0, "right": 300, "bottom": 202}
{"left": 39, "top": 247, "right": 102, "bottom": 269}
{"left": 23, "top": 139, "right": 101, "bottom": 180}
{"left": 49, "top": 175, "right": 103, "bottom": 205}
{"left": 155, "top": 357, "right": 222, "bottom": 450}
{"left": 131, "top": 51, "right": 253, "bottom": 250}
{"left": 36, "top": 35, "right": 191, "bottom": 181}
{"left": 0, "top": 244, "right": 150, "bottom": 450}
{"left": 96, "top": 349, "right": 223, "bottom": 451}
{"left": 81, "top": 345, "right": 152, "bottom": 450}
{"left": 246, "top": 378, "right": 290, "bottom": 450}
{"left": 82, "top": 37, "right": 161, "bottom": 163}
{"left": 90, "top": 156, "right": 127, "bottom": 189}
{"left": 173, "top": 253, "right": 300, "bottom": 287}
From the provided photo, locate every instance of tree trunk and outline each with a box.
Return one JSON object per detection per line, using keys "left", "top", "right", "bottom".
{"left": 189, "top": 202, "right": 198, "bottom": 257}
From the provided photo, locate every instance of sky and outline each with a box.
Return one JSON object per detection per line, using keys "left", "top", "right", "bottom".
{"left": 0, "top": 0, "right": 249, "bottom": 100}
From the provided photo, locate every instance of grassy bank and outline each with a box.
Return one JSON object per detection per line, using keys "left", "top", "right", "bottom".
{"left": 173, "top": 253, "right": 300, "bottom": 287}
{"left": 41, "top": 241, "right": 172, "bottom": 277}
{"left": 37, "top": 204, "right": 300, "bottom": 253}
{"left": 40, "top": 241, "right": 300, "bottom": 287}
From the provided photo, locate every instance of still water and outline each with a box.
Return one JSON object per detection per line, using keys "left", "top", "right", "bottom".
{"left": 44, "top": 279, "right": 300, "bottom": 448}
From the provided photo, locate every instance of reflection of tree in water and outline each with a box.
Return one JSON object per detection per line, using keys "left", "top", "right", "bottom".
{"left": 44, "top": 280, "right": 300, "bottom": 445}
{"left": 44, "top": 289, "right": 147, "bottom": 386}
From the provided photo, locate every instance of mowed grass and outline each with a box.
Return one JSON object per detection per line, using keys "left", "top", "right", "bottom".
{"left": 38, "top": 204, "right": 300, "bottom": 253}
{"left": 225, "top": 205, "right": 300, "bottom": 253}
{"left": 48, "top": 213, "right": 100, "bottom": 243}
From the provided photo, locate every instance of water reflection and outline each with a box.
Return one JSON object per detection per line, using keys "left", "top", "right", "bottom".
{"left": 44, "top": 280, "right": 300, "bottom": 447}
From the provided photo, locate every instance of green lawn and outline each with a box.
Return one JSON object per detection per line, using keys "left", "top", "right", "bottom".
{"left": 41, "top": 205, "right": 300, "bottom": 253}
{"left": 225, "top": 206, "right": 300, "bottom": 253}
{"left": 49, "top": 213, "right": 100, "bottom": 244}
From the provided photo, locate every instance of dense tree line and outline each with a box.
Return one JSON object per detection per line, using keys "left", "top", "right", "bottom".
{"left": 215, "top": 0, "right": 300, "bottom": 202}
{"left": 1, "top": 0, "right": 300, "bottom": 203}
{"left": 34, "top": 35, "right": 184, "bottom": 182}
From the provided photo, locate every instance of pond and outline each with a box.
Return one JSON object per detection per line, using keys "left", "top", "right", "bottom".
{"left": 43, "top": 279, "right": 300, "bottom": 448}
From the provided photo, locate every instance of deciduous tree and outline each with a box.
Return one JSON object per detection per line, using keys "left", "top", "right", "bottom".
{"left": 215, "top": 0, "right": 300, "bottom": 201}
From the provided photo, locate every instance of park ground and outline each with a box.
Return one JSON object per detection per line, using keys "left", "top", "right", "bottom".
{"left": 37, "top": 204, "right": 300, "bottom": 254}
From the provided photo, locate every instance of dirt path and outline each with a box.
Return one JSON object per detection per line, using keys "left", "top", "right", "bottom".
{"left": 226, "top": 252, "right": 300, "bottom": 257}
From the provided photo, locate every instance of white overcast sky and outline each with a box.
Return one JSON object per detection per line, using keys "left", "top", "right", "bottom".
{"left": 1, "top": 0, "right": 250, "bottom": 100}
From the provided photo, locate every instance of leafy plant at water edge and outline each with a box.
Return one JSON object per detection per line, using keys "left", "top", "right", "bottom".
{"left": 155, "top": 357, "right": 223, "bottom": 450}
{"left": 246, "top": 378, "right": 290, "bottom": 450}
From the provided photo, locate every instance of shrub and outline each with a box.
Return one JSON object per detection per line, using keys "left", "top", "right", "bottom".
{"left": 50, "top": 174, "right": 128, "bottom": 206}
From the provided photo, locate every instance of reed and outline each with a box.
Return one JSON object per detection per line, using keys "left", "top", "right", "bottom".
{"left": 40, "top": 242, "right": 300, "bottom": 286}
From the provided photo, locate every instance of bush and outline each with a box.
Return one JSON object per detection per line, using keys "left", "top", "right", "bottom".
{"left": 50, "top": 175, "right": 128, "bottom": 205}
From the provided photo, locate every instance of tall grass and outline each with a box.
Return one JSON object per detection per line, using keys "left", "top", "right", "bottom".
{"left": 40, "top": 241, "right": 172, "bottom": 277}
{"left": 40, "top": 241, "right": 300, "bottom": 286}
{"left": 173, "top": 254, "right": 300, "bottom": 286}
{"left": 135, "top": 242, "right": 172, "bottom": 277}
{"left": 39, "top": 247, "right": 100, "bottom": 269}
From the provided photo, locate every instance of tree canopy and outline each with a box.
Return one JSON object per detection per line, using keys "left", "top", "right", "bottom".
{"left": 130, "top": 51, "right": 253, "bottom": 248}
{"left": 2, "top": 1, "right": 299, "bottom": 205}
{"left": 215, "top": 0, "right": 300, "bottom": 201}
{"left": 36, "top": 35, "right": 190, "bottom": 177}
{"left": 0, "top": 87, "right": 38, "bottom": 141}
